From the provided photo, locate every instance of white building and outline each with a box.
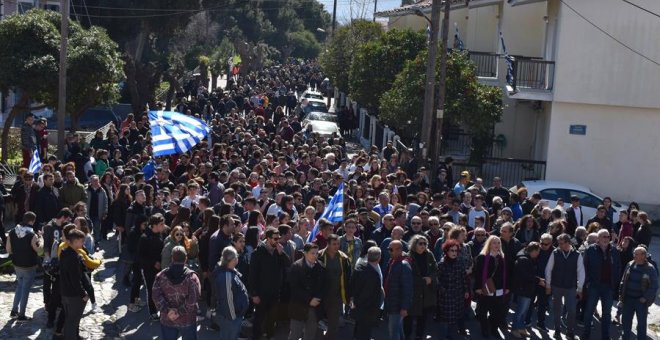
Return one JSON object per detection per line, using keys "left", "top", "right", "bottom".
{"left": 377, "top": 0, "right": 660, "bottom": 210}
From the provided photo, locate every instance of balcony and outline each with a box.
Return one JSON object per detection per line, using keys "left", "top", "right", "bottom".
{"left": 469, "top": 51, "right": 499, "bottom": 78}
{"left": 507, "top": 56, "right": 555, "bottom": 101}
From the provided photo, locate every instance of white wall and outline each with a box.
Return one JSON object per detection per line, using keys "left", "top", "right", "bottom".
{"left": 500, "top": 1, "right": 547, "bottom": 57}
{"left": 494, "top": 99, "right": 545, "bottom": 159}
{"left": 553, "top": 0, "right": 660, "bottom": 109}
{"left": 466, "top": 5, "right": 499, "bottom": 52}
{"left": 545, "top": 101, "right": 660, "bottom": 205}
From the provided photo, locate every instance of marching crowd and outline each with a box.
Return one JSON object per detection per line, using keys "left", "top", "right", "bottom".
{"left": 3, "top": 60, "right": 658, "bottom": 340}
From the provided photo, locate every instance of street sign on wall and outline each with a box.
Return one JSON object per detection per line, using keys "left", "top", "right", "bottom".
{"left": 569, "top": 124, "right": 586, "bottom": 135}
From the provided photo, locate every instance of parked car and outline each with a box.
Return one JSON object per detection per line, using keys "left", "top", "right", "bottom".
{"left": 305, "top": 98, "right": 328, "bottom": 113}
{"left": 299, "top": 90, "right": 324, "bottom": 102}
{"left": 513, "top": 180, "right": 627, "bottom": 222}
{"left": 302, "top": 112, "right": 340, "bottom": 136}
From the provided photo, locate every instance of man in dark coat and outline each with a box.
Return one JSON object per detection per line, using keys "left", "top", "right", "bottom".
{"left": 565, "top": 196, "right": 583, "bottom": 236}
{"left": 350, "top": 246, "right": 384, "bottom": 340}
{"left": 288, "top": 243, "right": 325, "bottom": 340}
{"left": 249, "top": 227, "right": 291, "bottom": 340}
{"left": 34, "top": 173, "right": 61, "bottom": 225}
{"left": 383, "top": 240, "right": 412, "bottom": 340}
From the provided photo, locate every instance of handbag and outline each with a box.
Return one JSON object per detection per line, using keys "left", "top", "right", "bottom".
{"left": 481, "top": 255, "right": 498, "bottom": 295}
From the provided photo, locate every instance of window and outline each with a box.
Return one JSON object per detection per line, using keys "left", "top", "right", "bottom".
{"left": 44, "top": 3, "right": 60, "bottom": 12}
{"left": 540, "top": 188, "right": 564, "bottom": 202}
{"left": 18, "top": 1, "right": 35, "bottom": 14}
{"left": 569, "top": 190, "right": 602, "bottom": 209}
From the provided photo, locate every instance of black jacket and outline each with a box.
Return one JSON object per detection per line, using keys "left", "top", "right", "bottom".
{"left": 59, "top": 247, "right": 92, "bottom": 298}
{"left": 566, "top": 206, "right": 583, "bottom": 236}
{"left": 512, "top": 250, "right": 541, "bottom": 298}
{"left": 138, "top": 228, "right": 164, "bottom": 269}
{"left": 34, "top": 186, "right": 61, "bottom": 225}
{"left": 248, "top": 242, "right": 291, "bottom": 298}
{"left": 288, "top": 258, "right": 326, "bottom": 321}
{"left": 350, "top": 260, "right": 384, "bottom": 325}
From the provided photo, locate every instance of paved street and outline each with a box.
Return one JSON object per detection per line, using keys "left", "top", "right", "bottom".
{"left": 1, "top": 232, "right": 659, "bottom": 340}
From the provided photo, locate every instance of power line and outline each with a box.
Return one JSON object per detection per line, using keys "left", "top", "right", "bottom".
{"left": 560, "top": 0, "right": 660, "bottom": 67}
{"left": 622, "top": 0, "right": 660, "bottom": 19}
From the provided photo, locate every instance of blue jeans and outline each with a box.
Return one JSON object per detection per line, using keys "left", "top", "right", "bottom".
{"left": 388, "top": 313, "right": 404, "bottom": 340}
{"left": 438, "top": 322, "right": 460, "bottom": 340}
{"left": 160, "top": 324, "right": 197, "bottom": 340}
{"left": 583, "top": 284, "right": 613, "bottom": 338}
{"left": 218, "top": 315, "right": 242, "bottom": 340}
{"left": 12, "top": 266, "right": 37, "bottom": 315}
{"left": 513, "top": 296, "right": 532, "bottom": 329}
{"left": 622, "top": 298, "right": 648, "bottom": 339}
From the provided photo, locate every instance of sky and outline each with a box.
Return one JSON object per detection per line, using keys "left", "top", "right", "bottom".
{"left": 319, "top": 0, "right": 402, "bottom": 24}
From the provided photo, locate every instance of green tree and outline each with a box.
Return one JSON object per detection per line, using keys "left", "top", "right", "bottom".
{"left": 349, "top": 29, "right": 426, "bottom": 112}
{"left": 320, "top": 19, "right": 384, "bottom": 92}
{"left": 288, "top": 30, "right": 321, "bottom": 60}
{"left": 0, "top": 9, "right": 123, "bottom": 160}
{"left": 379, "top": 50, "right": 503, "bottom": 164}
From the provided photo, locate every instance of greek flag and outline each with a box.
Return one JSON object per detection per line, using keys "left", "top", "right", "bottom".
{"left": 426, "top": 24, "right": 431, "bottom": 42}
{"left": 142, "top": 160, "right": 156, "bottom": 181}
{"left": 500, "top": 32, "right": 515, "bottom": 86}
{"left": 454, "top": 23, "right": 464, "bottom": 51}
{"left": 29, "top": 149, "right": 42, "bottom": 174}
{"left": 307, "top": 182, "right": 344, "bottom": 243}
{"left": 149, "top": 110, "right": 210, "bottom": 157}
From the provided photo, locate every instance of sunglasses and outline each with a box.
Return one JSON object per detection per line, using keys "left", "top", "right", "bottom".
{"left": 541, "top": 242, "right": 552, "bottom": 246}
{"left": 418, "top": 242, "right": 427, "bottom": 246}
{"left": 412, "top": 222, "right": 422, "bottom": 225}
{"left": 272, "top": 237, "right": 281, "bottom": 241}
{"left": 175, "top": 233, "right": 183, "bottom": 237}
{"left": 475, "top": 234, "right": 487, "bottom": 237}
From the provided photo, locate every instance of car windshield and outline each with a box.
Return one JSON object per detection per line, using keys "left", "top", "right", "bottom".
{"left": 304, "top": 93, "right": 323, "bottom": 100}
{"left": 307, "top": 113, "right": 336, "bottom": 122}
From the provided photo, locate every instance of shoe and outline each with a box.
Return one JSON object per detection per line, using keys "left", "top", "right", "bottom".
{"left": 520, "top": 329, "right": 531, "bottom": 337}
{"left": 553, "top": 333, "right": 563, "bottom": 340}
{"left": 91, "top": 303, "right": 100, "bottom": 313}
{"left": 241, "top": 319, "right": 252, "bottom": 328}
{"left": 150, "top": 313, "right": 159, "bottom": 321}
{"left": 205, "top": 309, "right": 213, "bottom": 319}
{"left": 566, "top": 333, "right": 575, "bottom": 340}
{"left": 537, "top": 322, "right": 547, "bottom": 331}
{"left": 576, "top": 319, "right": 584, "bottom": 327}
{"left": 10, "top": 310, "right": 18, "bottom": 318}
{"left": 128, "top": 303, "right": 142, "bottom": 312}
{"left": 135, "top": 298, "right": 146, "bottom": 307}
{"left": 512, "top": 329, "right": 524, "bottom": 339}
{"left": 47, "top": 320, "right": 54, "bottom": 328}
{"left": 16, "top": 314, "right": 32, "bottom": 321}
{"left": 209, "top": 322, "right": 219, "bottom": 331}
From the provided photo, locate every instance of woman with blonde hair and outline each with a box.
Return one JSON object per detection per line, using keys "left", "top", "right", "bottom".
{"left": 473, "top": 235, "right": 509, "bottom": 338}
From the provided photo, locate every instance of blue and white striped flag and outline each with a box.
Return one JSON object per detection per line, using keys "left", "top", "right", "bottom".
{"left": 500, "top": 31, "right": 515, "bottom": 86}
{"left": 29, "top": 149, "right": 42, "bottom": 174}
{"left": 149, "top": 110, "right": 210, "bottom": 157}
{"left": 307, "top": 182, "right": 344, "bottom": 243}
{"left": 426, "top": 24, "right": 432, "bottom": 42}
{"left": 454, "top": 23, "right": 464, "bottom": 51}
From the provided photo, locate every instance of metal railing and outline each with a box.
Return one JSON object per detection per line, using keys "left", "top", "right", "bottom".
{"left": 511, "top": 58, "right": 555, "bottom": 91}
{"left": 469, "top": 51, "right": 498, "bottom": 78}
{"left": 454, "top": 157, "right": 547, "bottom": 188}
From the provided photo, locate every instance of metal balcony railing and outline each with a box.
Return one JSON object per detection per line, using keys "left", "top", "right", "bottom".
{"left": 468, "top": 51, "right": 499, "bottom": 78}
{"left": 511, "top": 57, "right": 555, "bottom": 91}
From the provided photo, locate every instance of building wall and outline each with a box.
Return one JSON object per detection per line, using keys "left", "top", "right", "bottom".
{"left": 545, "top": 101, "right": 660, "bottom": 205}
{"left": 388, "top": 15, "right": 427, "bottom": 31}
{"left": 553, "top": 0, "right": 660, "bottom": 109}
{"left": 466, "top": 5, "right": 499, "bottom": 53}
{"left": 500, "top": 1, "right": 547, "bottom": 57}
{"left": 493, "top": 98, "right": 546, "bottom": 159}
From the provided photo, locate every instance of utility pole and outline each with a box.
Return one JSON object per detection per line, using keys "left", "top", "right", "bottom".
{"left": 373, "top": 0, "right": 378, "bottom": 21}
{"left": 332, "top": 0, "right": 338, "bottom": 34}
{"left": 432, "top": 0, "right": 451, "bottom": 182}
{"left": 57, "top": 0, "right": 69, "bottom": 159}
{"left": 419, "top": 0, "right": 441, "bottom": 172}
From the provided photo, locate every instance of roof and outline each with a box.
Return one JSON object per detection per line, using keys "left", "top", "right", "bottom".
{"left": 375, "top": 0, "right": 468, "bottom": 18}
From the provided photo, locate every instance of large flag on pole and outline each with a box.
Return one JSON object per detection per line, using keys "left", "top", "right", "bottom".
{"left": 500, "top": 31, "right": 515, "bottom": 86}
{"left": 307, "top": 182, "right": 344, "bottom": 243}
{"left": 29, "top": 149, "right": 42, "bottom": 174}
{"left": 149, "top": 110, "right": 210, "bottom": 157}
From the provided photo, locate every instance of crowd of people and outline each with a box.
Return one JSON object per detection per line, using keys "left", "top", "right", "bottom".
{"left": 3, "top": 60, "right": 658, "bottom": 340}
